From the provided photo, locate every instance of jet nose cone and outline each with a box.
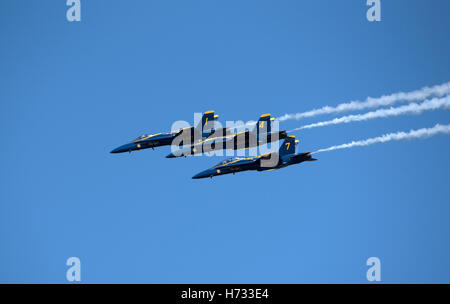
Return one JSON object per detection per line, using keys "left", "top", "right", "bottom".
{"left": 110, "top": 147, "right": 122, "bottom": 154}
{"left": 192, "top": 170, "right": 210, "bottom": 179}
{"left": 192, "top": 173, "right": 207, "bottom": 179}
{"left": 110, "top": 143, "right": 134, "bottom": 154}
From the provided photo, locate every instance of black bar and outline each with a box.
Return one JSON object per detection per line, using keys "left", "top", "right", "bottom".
{"left": 1, "top": 284, "right": 449, "bottom": 302}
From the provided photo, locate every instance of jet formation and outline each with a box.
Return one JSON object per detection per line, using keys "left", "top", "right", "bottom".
{"left": 110, "top": 110, "right": 317, "bottom": 179}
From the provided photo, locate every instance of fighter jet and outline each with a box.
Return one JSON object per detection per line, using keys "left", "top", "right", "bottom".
{"left": 192, "top": 135, "right": 316, "bottom": 179}
{"left": 110, "top": 111, "right": 218, "bottom": 153}
{"left": 166, "top": 114, "right": 288, "bottom": 158}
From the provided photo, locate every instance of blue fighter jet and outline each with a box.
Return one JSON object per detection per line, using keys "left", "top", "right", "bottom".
{"left": 192, "top": 135, "right": 317, "bottom": 179}
{"left": 166, "top": 114, "right": 287, "bottom": 158}
{"left": 110, "top": 111, "right": 218, "bottom": 153}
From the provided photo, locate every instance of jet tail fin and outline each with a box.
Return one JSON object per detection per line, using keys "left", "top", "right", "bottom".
{"left": 252, "top": 114, "right": 273, "bottom": 135}
{"left": 279, "top": 136, "right": 296, "bottom": 156}
{"left": 196, "top": 110, "right": 218, "bottom": 137}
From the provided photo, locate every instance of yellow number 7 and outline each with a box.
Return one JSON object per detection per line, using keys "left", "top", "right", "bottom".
{"left": 285, "top": 142, "right": 290, "bottom": 150}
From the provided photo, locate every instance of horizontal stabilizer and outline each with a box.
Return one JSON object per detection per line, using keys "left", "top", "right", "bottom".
{"left": 289, "top": 152, "right": 317, "bottom": 162}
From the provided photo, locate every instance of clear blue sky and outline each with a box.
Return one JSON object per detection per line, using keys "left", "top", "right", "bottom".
{"left": 1, "top": 1, "right": 449, "bottom": 283}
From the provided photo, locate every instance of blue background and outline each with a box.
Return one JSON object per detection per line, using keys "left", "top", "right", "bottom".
{"left": 1, "top": 0, "right": 449, "bottom": 283}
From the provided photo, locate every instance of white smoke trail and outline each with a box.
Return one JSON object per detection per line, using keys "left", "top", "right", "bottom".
{"left": 290, "top": 95, "right": 450, "bottom": 131}
{"left": 277, "top": 82, "right": 450, "bottom": 121}
{"left": 313, "top": 124, "right": 450, "bottom": 154}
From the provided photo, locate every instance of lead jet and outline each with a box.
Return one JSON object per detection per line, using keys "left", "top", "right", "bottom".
{"left": 166, "top": 114, "right": 287, "bottom": 158}
{"left": 110, "top": 111, "right": 218, "bottom": 153}
{"left": 192, "top": 135, "right": 317, "bottom": 179}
